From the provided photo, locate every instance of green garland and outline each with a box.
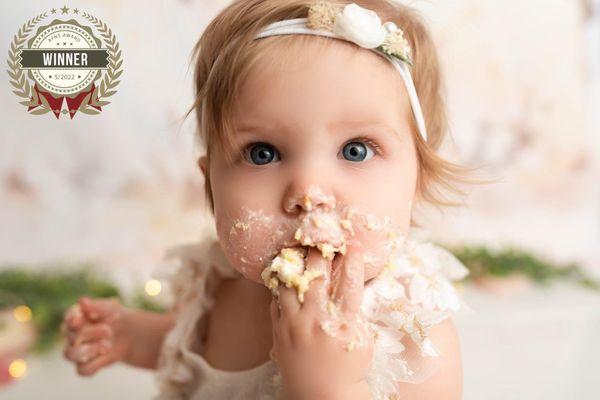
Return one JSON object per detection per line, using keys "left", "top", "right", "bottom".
{"left": 1, "top": 244, "right": 598, "bottom": 354}
{"left": 444, "top": 243, "right": 600, "bottom": 290}
{"left": 0, "top": 266, "right": 165, "bottom": 354}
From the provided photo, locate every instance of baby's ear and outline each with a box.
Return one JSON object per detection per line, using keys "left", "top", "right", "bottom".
{"left": 197, "top": 155, "right": 208, "bottom": 178}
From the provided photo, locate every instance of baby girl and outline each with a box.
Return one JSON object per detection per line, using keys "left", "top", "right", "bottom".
{"left": 62, "top": 0, "right": 483, "bottom": 399}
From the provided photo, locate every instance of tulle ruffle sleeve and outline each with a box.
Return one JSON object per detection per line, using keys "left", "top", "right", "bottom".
{"left": 361, "top": 239, "right": 472, "bottom": 400}
{"left": 153, "top": 235, "right": 239, "bottom": 312}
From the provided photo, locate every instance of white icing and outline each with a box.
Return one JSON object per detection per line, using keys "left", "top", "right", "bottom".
{"left": 261, "top": 247, "right": 325, "bottom": 303}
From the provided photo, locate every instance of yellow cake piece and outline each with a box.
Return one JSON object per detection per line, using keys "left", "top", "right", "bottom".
{"left": 262, "top": 247, "right": 325, "bottom": 303}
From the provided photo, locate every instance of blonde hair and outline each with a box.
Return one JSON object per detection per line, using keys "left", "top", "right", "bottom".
{"left": 186, "top": 0, "right": 491, "bottom": 219}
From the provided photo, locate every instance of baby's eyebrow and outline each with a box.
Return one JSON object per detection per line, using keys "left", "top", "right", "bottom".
{"left": 234, "top": 121, "right": 280, "bottom": 134}
{"left": 328, "top": 120, "right": 400, "bottom": 137}
{"left": 233, "top": 120, "right": 399, "bottom": 138}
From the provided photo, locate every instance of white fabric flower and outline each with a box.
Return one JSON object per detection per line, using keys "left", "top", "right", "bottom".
{"left": 375, "top": 325, "right": 407, "bottom": 354}
{"left": 408, "top": 273, "right": 461, "bottom": 312}
{"left": 333, "top": 3, "right": 387, "bottom": 49}
{"left": 436, "top": 245, "right": 470, "bottom": 281}
{"left": 391, "top": 240, "right": 467, "bottom": 312}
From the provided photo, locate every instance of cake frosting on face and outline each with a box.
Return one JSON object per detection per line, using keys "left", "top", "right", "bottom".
{"left": 293, "top": 207, "right": 350, "bottom": 261}
{"left": 261, "top": 247, "right": 325, "bottom": 303}
{"left": 219, "top": 199, "right": 406, "bottom": 287}
{"left": 259, "top": 200, "right": 406, "bottom": 304}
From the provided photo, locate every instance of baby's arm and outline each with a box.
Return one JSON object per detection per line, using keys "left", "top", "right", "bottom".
{"left": 116, "top": 307, "right": 177, "bottom": 370}
{"left": 62, "top": 297, "right": 177, "bottom": 375}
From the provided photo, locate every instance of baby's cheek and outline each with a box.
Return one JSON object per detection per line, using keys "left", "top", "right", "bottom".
{"left": 215, "top": 210, "right": 292, "bottom": 284}
{"left": 346, "top": 214, "right": 406, "bottom": 281}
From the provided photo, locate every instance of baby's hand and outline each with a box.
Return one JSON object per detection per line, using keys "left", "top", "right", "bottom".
{"left": 61, "top": 296, "right": 132, "bottom": 376}
{"left": 270, "top": 245, "right": 374, "bottom": 400}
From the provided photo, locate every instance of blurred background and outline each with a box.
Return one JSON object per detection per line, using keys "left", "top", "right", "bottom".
{"left": 1, "top": 0, "right": 599, "bottom": 399}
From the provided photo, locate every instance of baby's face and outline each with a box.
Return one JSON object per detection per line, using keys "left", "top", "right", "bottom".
{"left": 205, "top": 39, "right": 418, "bottom": 283}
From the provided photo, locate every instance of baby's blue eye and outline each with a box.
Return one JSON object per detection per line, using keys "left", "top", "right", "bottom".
{"left": 341, "top": 141, "right": 374, "bottom": 162}
{"left": 246, "top": 142, "right": 280, "bottom": 165}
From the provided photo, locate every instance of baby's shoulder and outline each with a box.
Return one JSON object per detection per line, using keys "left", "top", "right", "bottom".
{"left": 394, "top": 317, "right": 463, "bottom": 400}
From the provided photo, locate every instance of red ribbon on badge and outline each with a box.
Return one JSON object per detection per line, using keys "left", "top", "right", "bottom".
{"left": 27, "top": 83, "right": 102, "bottom": 119}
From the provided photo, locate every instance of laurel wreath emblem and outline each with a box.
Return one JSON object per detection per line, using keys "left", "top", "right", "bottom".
{"left": 7, "top": 12, "right": 48, "bottom": 114}
{"left": 6, "top": 10, "right": 123, "bottom": 116}
{"left": 79, "top": 12, "right": 123, "bottom": 115}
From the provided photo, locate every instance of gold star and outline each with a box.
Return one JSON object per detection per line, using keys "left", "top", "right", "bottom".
{"left": 50, "top": 8, "right": 57, "bottom": 14}
{"left": 73, "top": 8, "right": 79, "bottom": 14}
{"left": 60, "top": 5, "right": 69, "bottom": 14}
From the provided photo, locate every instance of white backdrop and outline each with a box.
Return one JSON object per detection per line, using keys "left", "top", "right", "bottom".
{"left": 0, "top": 1, "right": 599, "bottom": 398}
{"left": 1, "top": 0, "right": 598, "bottom": 285}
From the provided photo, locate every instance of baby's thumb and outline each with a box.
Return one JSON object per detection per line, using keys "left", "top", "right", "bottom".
{"left": 306, "top": 247, "right": 331, "bottom": 275}
{"left": 78, "top": 296, "right": 120, "bottom": 322}
{"left": 305, "top": 247, "right": 332, "bottom": 299}
{"left": 64, "top": 304, "right": 85, "bottom": 330}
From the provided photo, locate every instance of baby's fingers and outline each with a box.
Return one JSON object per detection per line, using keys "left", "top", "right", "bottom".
{"left": 79, "top": 296, "right": 120, "bottom": 322}
{"left": 64, "top": 339, "right": 111, "bottom": 364}
{"left": 269, "top": 299, "right": 279, "bottom": 361}
{"left": 302, "top": 247, "right": 331, "bottom": 312}
{"left": 64, "top": 304, "right": 85, "bottom": 330}
{"left": 277, "top": 284, "right": 301, "bottom": 318}
{"left": 332, "top": 245, "right": 364, "bottom": 315}
{"left": 270, "top": 297, "right": 280, "bottom": 323}
{"left": 72, "top": 323, "right": 113, "bottom": 346}
{"left": 76, "top": 352, "right": 117, "bottom": 376}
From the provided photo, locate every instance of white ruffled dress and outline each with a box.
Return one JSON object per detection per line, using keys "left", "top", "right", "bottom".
{"left": 152, "top": 234, "right": 471, "bottom": 400}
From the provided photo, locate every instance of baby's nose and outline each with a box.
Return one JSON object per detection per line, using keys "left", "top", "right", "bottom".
{"left": 283, "top": 185, "right": 336, "bottom": 215}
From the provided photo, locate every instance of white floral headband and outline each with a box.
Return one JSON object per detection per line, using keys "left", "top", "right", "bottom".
{"left": 254, "top": 0, "right": 428, "bottom": 142}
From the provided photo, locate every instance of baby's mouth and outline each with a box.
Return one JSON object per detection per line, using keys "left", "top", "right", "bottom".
{"left": 281, "top": 244, "right": 344, "bottom": 270}
{"left": 289, "top": 207, "right": 354, "bottom": 259}
{"left": 263, "top": 207, "right": 351, "bottom": 303}
{"left": 264, "top": 208, "right": 353, "bottom": 296}
{"left": 261, "top": 242, "right": 345, "bottom": 303}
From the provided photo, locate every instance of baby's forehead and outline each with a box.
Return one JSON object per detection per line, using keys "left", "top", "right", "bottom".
{"left": 232, "top": 36, "right": 410, "bottom": 127}
{"left": 247, "top": 35, "right": 403, "bottom": 87}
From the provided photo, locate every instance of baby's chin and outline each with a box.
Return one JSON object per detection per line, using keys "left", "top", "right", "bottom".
{"left": 216, "top": 205, "right": 406, "bottom": 285}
